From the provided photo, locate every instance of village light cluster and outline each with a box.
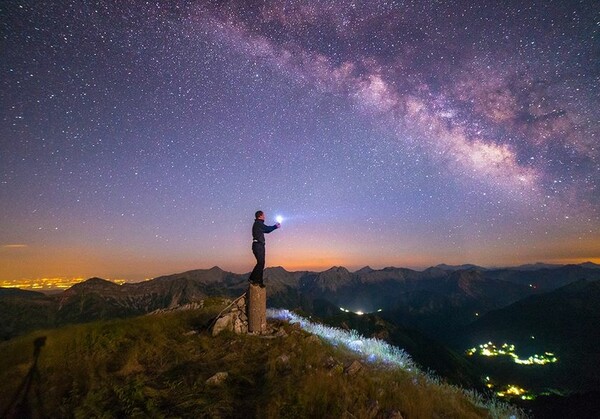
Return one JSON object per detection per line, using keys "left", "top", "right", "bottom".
{"left": 496, "top": 384, "right": 535, "bottom": 400}
{"left": 466, "top": 342, "right": 558, "bottom": 365}
{"left": 484, "top": 377, "right": 535, "bottom": 400}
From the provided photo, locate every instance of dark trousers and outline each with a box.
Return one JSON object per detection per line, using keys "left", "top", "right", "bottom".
{"left": 249, "top": 242, "right": 265, "bottom": 284}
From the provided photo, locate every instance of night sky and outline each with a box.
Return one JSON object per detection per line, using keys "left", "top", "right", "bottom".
{"left": 1, "top": 0, "right": 598, "bottom": 283}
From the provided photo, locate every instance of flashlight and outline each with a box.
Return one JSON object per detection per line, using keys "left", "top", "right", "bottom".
{"left": 276, "top": 215, "right": 283, "bottom": 224}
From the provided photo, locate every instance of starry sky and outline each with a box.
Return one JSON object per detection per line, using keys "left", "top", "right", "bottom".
{"left": 1, "top": 0, "right": 599, "bottom": 283}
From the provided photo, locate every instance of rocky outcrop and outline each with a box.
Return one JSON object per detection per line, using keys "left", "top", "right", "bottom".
{"left": 148, "top": 301, "right": 204, "bottom": 315}
{"left": 206, "top": 372, "right": 228, "bottom": 386}
{"left": 345, "top": 360, "right": 363, "bottom": 376}
{"left": 211, "top": 295, "right": 248, "bottom": 336}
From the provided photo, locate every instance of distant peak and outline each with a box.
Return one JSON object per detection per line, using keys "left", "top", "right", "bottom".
{"left": 85, "top": 277, "right": 112, "bottom": 283}
{"left": 326, "top": 266, "right": 350, "bottom": 273}
{"left": 68, "top": 277, "right": 119, "bottom": 291}
{"left": 435, "top": 263, "right": 485, "bottom": 271}
{"left": 580, "top": 261, "right": 600, "bottom": 269}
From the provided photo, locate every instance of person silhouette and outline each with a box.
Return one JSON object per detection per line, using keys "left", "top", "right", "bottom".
{"left": 248, "top": 210, "right": 280, "bottom": 287}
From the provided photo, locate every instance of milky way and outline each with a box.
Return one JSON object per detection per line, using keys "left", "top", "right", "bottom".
{"left": 1, "top": 1, "right": 598, "bottom": 281}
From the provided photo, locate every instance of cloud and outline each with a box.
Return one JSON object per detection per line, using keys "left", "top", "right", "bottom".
{"left": 2, "top": 244, "right": 28, "bottom": 249}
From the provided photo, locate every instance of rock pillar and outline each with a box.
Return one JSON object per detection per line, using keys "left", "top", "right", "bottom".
{"left": 247, "top": 284, "right": 266, "bottom": 333}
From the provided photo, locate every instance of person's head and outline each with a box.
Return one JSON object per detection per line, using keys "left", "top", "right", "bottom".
{"left": 255, "top": 210, "right": 265, "bottom": 220}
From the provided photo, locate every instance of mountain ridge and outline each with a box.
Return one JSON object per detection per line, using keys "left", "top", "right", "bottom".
{"left": 3, "top": 263, "right": 600, "bottom": 343}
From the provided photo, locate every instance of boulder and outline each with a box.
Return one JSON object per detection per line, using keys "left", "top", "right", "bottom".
{"left": 345, "top": 360, "right": 362, "bottom": 376}
{"left": 206, "top": 372, "right": 228, "bottom": 386}
{"left": 212, "top": 314, "right": 233, "bottom": 336}
{"left": 233, "top": 315, "right": 248, "bottom": 334}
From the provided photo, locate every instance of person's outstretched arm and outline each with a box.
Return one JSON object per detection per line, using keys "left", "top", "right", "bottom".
{"left": 262, "top": 223, "right": 280, "bottom": 234}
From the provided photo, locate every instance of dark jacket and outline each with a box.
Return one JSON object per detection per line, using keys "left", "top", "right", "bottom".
{"left": 252, "top": 219, "right": 278, "bottom": 244}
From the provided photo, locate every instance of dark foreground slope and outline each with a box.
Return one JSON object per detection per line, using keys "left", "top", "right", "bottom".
{"left": 0, "top": 300, "right": 519, "bottom": 419}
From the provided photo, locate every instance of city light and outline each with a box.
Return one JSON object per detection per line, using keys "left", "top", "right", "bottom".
{"left": 0, "top": 277, "right": 126, "bottom": 291}
{"left": 466, "top": 342, "right": 558, "bottom": 365}
{"left": 496, "top": 384, "right": 534, "bottom": 400}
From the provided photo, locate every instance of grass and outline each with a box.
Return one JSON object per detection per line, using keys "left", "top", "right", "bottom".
{"left": 0, "top": 298, "right": 524, "bottom": 418}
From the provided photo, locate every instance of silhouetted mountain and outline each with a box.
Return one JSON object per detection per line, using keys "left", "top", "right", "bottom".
{"left": 375, "top": 270, "right": 533, "bottom": 340}
{"left": 0, "top": 268, "right": 248, "bottom": 339}
{"left": 580, "top": 261, "right": 600, "bottom": 270}
{"left": 297, "top": 266, "right": 449, "bottom": 314}
{"left": 354, "top": 266, "right": 374, "bottom": 274}
{"left": 56, "top": 267, "right": 249, "bottom": 323}
{"left": 434, "top": 263, "right": 487, "bottom": 271}
{"left": 5, "top": 263, "right": 600, "bottom": 342}
{"left": 509, "top": 262, "right": 564, "bottom": 271}
{"left": 464, "top": 279, "right": 600, "bottom": 351}
{"left": 0, "top": 288, "right": 46, "bottom": 298}
{"left": 484, "top": 265, "right": 600, "bottom": 291}
{"left": 307, "top": 266, "right": 354, "bottom": 292}
{"left": 66, "top": 277, "right": 121, "bottom": 292}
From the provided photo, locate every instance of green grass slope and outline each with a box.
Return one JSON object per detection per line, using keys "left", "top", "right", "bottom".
{"left": 0, "top": 299, "right": 520, "bottom": 418}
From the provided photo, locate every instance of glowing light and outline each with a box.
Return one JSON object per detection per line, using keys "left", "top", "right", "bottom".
{"left": 498, "top": 385, "right": 526, "bottom": 397}
{"left": 466, "top": 341, "right": 558, "bottom": 365}
{"left": 497, "top": 384, "right": 535, "bottom": 400}
{"left": 275, "top": 215, "right": 283, "bottom": 223}
{"left": 339, "top": 307, "right": 379, "bottom": 315}
{"left": 268, "top": 309, "right": 415, "bottom": 369}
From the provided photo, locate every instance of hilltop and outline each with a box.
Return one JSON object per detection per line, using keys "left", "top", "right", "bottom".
{"left": 0, "top": 300, "right": 521, "bottom": 418}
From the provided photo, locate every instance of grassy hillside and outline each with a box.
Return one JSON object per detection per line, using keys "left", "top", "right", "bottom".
{"left": 0, "top": 298, "right": 521, "bottom": 418}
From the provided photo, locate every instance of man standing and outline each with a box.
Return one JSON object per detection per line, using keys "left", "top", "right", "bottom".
{"left": 248, "top": 210, "right": 280, "bottom": 286}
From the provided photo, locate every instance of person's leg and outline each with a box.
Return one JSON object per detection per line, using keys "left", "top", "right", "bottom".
{"left": 255, "top": 244, "right": 265, "bottom": 285}
{"left": 249, "top": 243, "right": 265, "bottom": 284}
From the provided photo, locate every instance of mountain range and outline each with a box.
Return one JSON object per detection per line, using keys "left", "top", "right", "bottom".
{"left": 2, "top": 263, "right": 600, "bottom": 341}
{"left": 2, "top": 262, "right": 600, "bottom": 414}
